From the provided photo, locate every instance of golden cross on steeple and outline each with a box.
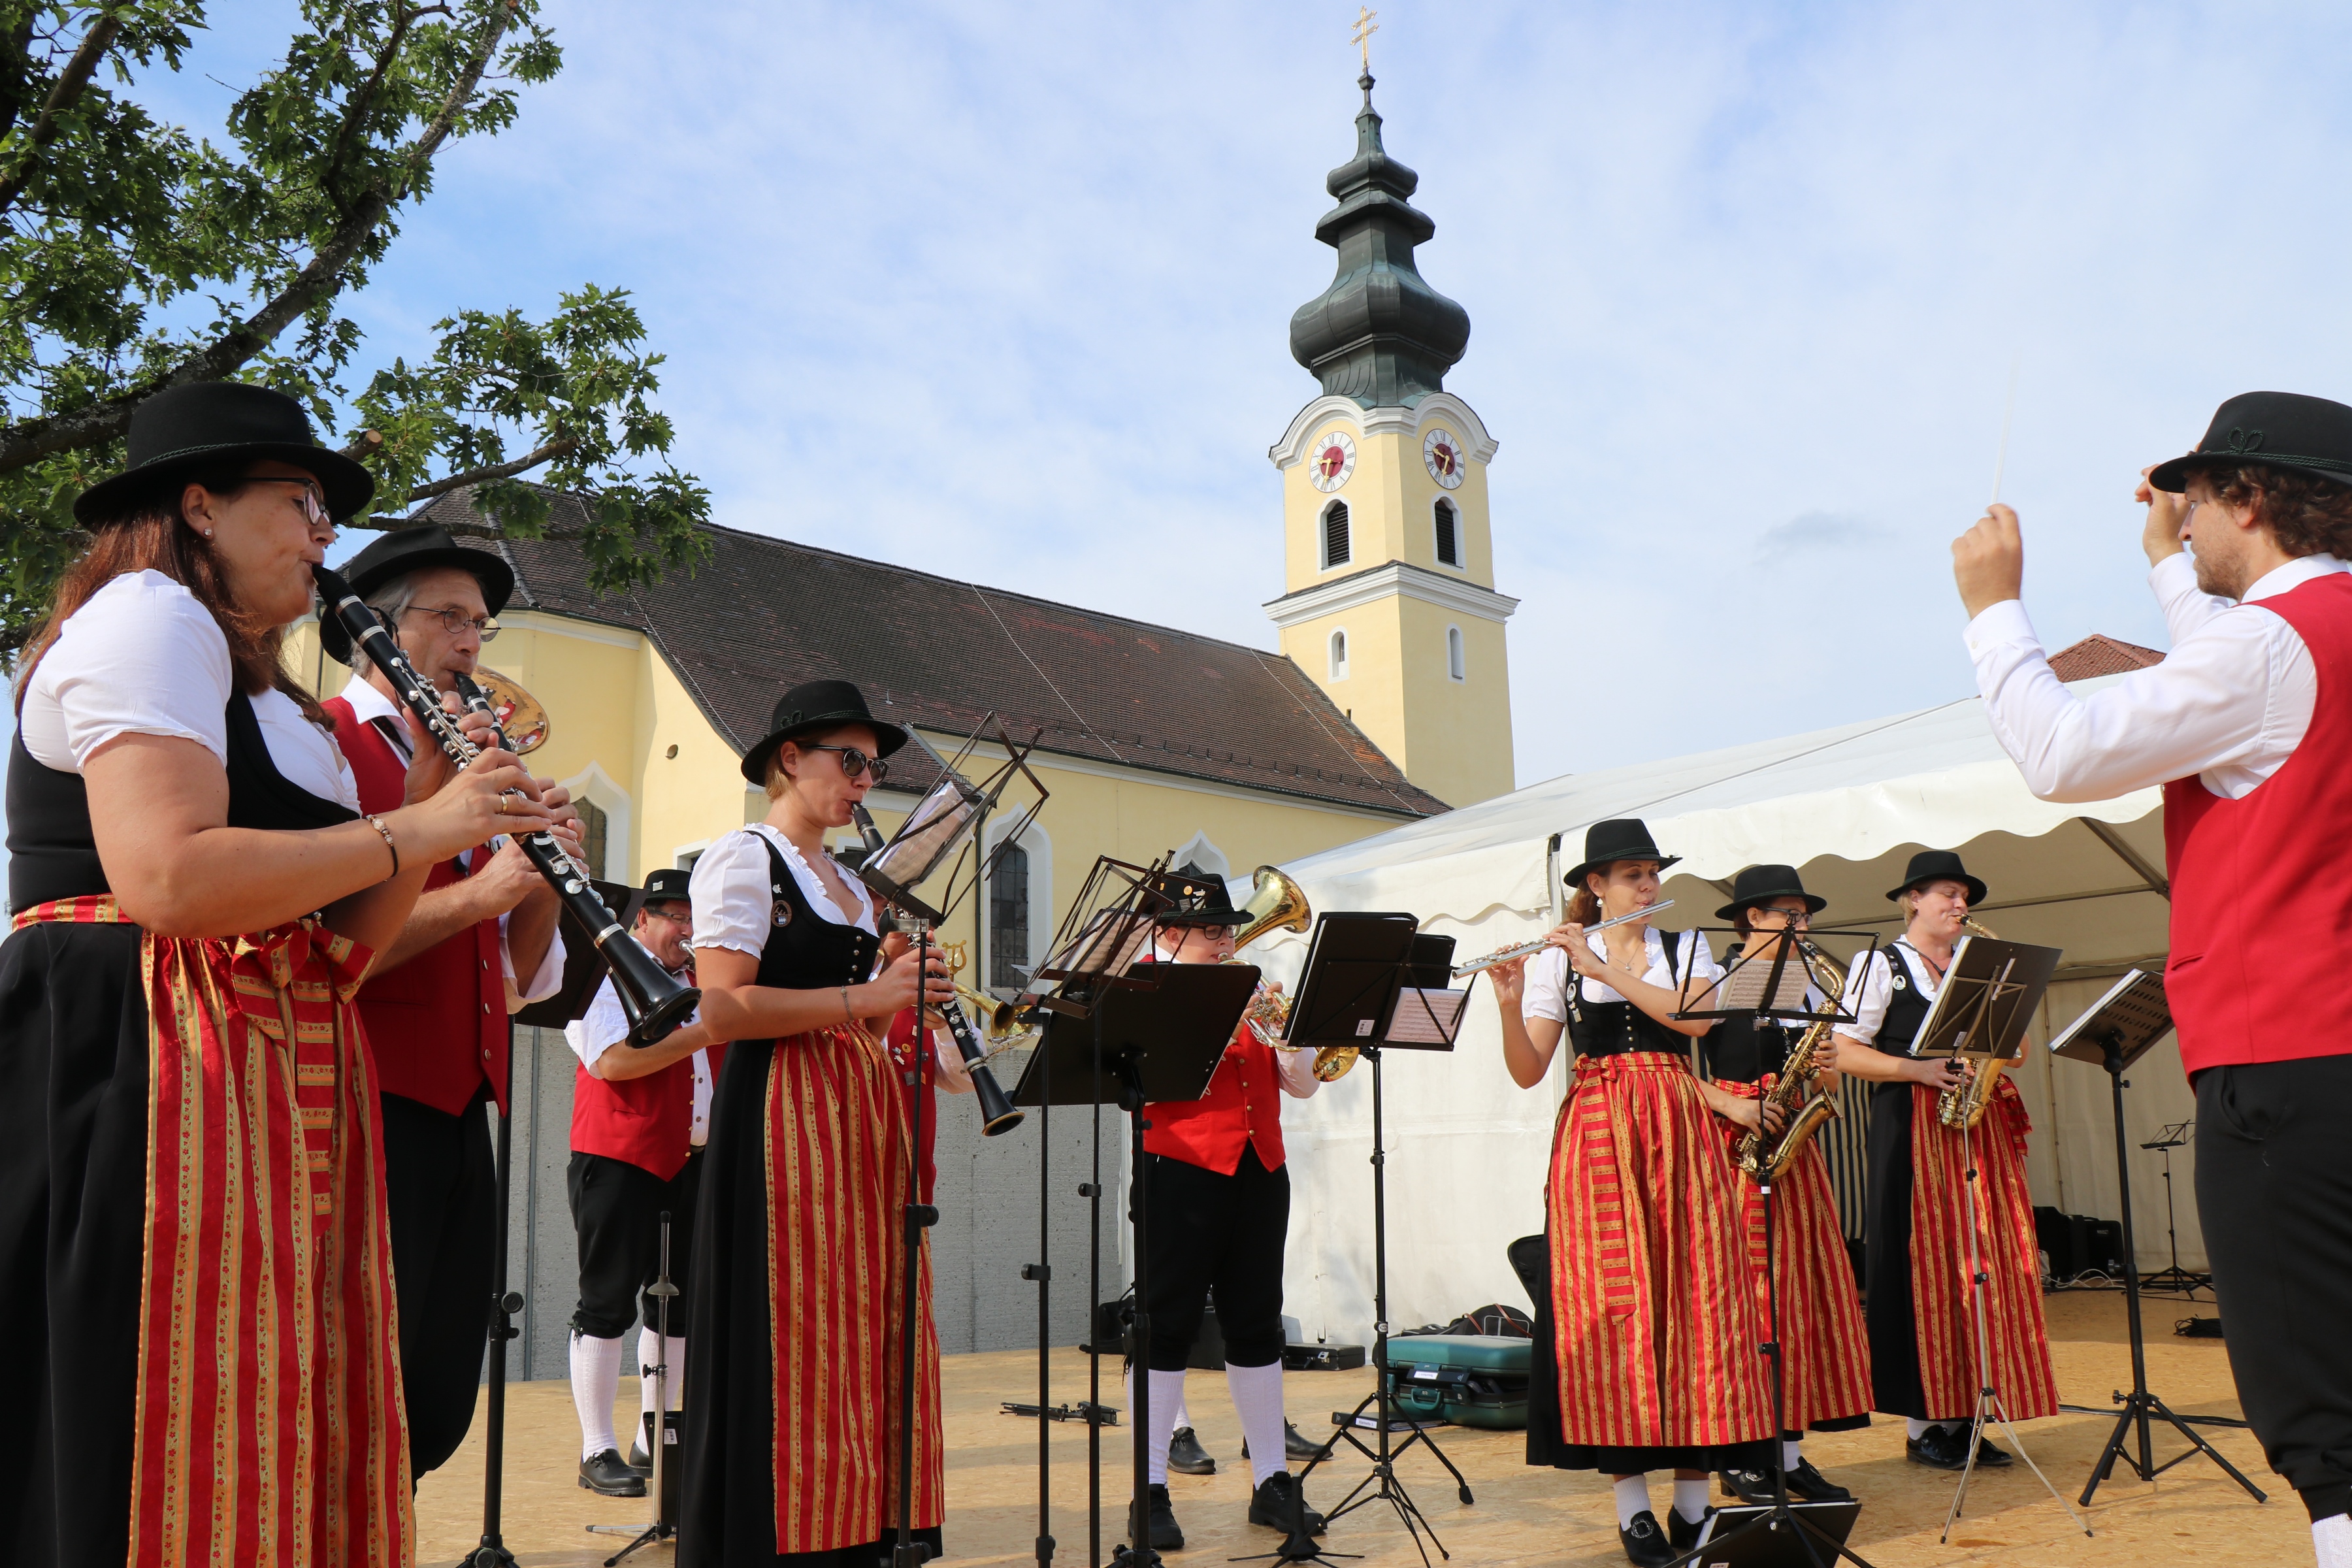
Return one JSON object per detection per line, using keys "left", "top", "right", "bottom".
{"left": 1351, "top": 6, "right": 1379, "bottom": 71}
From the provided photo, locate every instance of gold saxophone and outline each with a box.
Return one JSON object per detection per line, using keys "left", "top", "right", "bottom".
{"left": 1733, "top": 939, "right": 1848, "bottom": 1183}
{"left": 1935, "top": 917, "right": 2004, "bottom": 1130}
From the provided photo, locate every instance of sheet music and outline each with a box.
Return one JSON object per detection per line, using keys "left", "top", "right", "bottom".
{"left": 1384, "top": 987, "right": 1466, "bottom": 1046}
{"left": 1719, "top": 950, "right": 1812, "bottom": 1015}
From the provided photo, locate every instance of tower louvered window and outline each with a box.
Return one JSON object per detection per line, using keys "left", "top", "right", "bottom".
{"left": 1322, "top": 501, "right": 1351, "bottom": 568}
{"left": 1434, "top": 498, "right": 1461, "bottom": 566}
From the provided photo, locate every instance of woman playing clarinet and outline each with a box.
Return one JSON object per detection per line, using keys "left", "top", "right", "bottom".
{"left": 1830, "top": 851, "right": 2056, "bottom": 1470}
{"left": 1699, "top": 865, "right": 1872, "bottom": 1507}
{"left": 1489, "top": 819, "right": 1772, "bottom": 1567}
{"left": 681, "top": 680, "right": 957, "bottom": 1567}
{"left": 0, "top": 383, "right": 555, "bottom": 1565}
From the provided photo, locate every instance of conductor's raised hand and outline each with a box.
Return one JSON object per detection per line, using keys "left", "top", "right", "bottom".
{"left": 1953, "top": 503, "right": 2025, "bottom": 619}
{"left": 2136, "top": 465, "right": 2191, "bottom": 566}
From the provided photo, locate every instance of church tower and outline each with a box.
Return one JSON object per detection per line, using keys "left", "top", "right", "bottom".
{"left": 1263, "top": 71, "right": 1517, "bottom": 808}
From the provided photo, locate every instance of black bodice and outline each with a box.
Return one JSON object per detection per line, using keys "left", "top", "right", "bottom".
{"left": 1867, "top": 944, "right": 1935, "bottom": 1058}
{"left": 1562, "top": 929, "right": 1693, "bottom": 1060}
{"left": 7, "top": 690, "right": 354, "bottom": 911}
{"left": 1701, "top": 1011, "right": 1796, "bottom": 1084}
{"left": 747, "top": 836, "right": 881, "bottom": 993}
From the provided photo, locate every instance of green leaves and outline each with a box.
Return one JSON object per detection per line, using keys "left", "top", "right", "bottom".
{"left": 0, "top": 1, "right": 708, "bottom": 653}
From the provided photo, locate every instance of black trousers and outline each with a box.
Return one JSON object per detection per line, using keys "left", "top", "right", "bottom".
{"left": 1140, "top": 1146, "right": 1288, "bottom": 1372}
{"left": 380, "top": 1086, "right": 498, "bottom": 1482}
{"left": 2196, "top": 1055, "right": 2352, "bottom": 1522}
{"left": 568, "top": 1147, "right": 704, "bottom": 1340}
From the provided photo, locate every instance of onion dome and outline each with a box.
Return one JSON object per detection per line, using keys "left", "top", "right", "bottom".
{"left": 1288, "top": 73, "right": 1471, "bottom": 408}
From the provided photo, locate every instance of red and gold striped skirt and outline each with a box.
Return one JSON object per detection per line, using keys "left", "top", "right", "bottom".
{"left": 1907, "top": 1077, "right": 2057, "bottom": 1421}
{"left": 1718, "top": 1078, "right": 1874, "bottom": 1431}
{"left": 1546, "top": 1053, "right": 1772, "bottom": 1449}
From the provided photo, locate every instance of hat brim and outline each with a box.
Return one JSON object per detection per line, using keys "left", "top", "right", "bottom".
{"left": 74, "top": 440, "right": 376, "bottom": 526}
{"left": 2148, "top": 449, "right": 2352, "bottom": 494}
{"left": 1714, "top": 890, "right": 1829, "bottom": 921}
{"left": 316, "top": 544, "right": 518, "bottom": 664}
{"left": 738, "top": 710, "right": 913, "bottom": 785}
{"left": 1885, "top": 874, "right": 1989, "bottom": 907}
{"left": 1563, "top": 852, "right": 1681, "bottom": 890}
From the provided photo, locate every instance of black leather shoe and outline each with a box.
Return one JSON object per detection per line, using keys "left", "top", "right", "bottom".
{"left": 1247, "top": 1473, "right": 1326, "bottom": 1535}
{"left": 1241, "top": 1421, "right": 1327, "bottom": 1463}
{"left": 1971, "top": 1433, "right": 2014, "bottom": 1467}
{"left": 1168, "top": 1426, "right": 1217, "bottom": 1476}
{"left": 1905, "top": 1426, "right": 1971, "bottom": 1471}
{"left": 579, "top": 1448, "right": 647, "bottom": 1497}
{"left": 1667, "top": 1506, "right": 1712, "bottom": 1550}
{"left": 1784, "top": 1456, "right": 1854, "bottom": 1501}
{"left": 627, "top": 1439, "right": 651, "bottom": 1474}
{"left": 1618, "top": 1511, "right": 1676, "bottom": 1567}
{"left": 1130, "top": 1483, "right": 1183, "bottom": 1552}
{"left": 1717, "top": 1466, "right": 1771, "bottom": 1503}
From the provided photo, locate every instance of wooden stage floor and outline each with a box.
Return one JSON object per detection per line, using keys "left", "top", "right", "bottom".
{"left": 414, "top": 1290, "right": 2303, "bottom": 1566}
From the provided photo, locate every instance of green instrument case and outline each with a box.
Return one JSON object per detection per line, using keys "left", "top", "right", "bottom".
{"left": 1378, "top": 1333, "right": 1531, "bottom": 1429}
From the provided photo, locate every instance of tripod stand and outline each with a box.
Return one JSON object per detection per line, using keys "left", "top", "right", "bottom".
{"left": 461, "top": 1024, "right": 527, "bottom": 1568}
{"left": 589, "top": 1212, "right": 682, "bottom": 1564}
{"left": 2046, "top": 976, "right": 2264, "bottom": 1508}
{"left": 2134, "top": 1122, "right": 2208, "bottom": 1298}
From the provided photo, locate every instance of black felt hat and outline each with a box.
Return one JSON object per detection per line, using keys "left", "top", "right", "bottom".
{"left": 1885, "top": 849, "right": 1987, "bottom": 907}
{"left": 738, "top": 679, "right": 911, "bottom": 785}
{"left": 2148, "top": 391, "right": 2352, "bottom": 493}
{"left": 74, "top": 381, "right": 376, "bottom": 525}
{"left": 1140, "top": 868, "right": 1249, "bottom": 926}
{"left": 1714, "top": 863, "right": 1827, "bottom": 921}
{"left": 1563, "top": 818, "right": 1680, "bottom": 891}
{"left": 640, "top": 868, "right": 693, "bottom": 906}
{"left": 315, "top": 523, "right": 516, "bottom": 664}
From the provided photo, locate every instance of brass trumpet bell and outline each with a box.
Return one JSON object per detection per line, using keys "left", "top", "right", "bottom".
{"left": 1232, "top": 865, "right": 1311, "bottom": 953}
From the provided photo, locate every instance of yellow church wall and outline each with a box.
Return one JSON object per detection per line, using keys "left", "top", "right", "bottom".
{"left": 1274, "top": 596, "right": 1512, "bottom": 808}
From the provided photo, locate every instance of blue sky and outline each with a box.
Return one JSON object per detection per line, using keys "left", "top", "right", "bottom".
{"left": 94, "top": 2, "right": 2352, "bottom": 789}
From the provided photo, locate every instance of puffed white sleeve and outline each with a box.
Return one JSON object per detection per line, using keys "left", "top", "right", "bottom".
{"left": 690, "top": 830, "right": 775, "bottom": 958}
{"left": 35, "top": 572, "right": 234, "bottom": 769}
{"left": 1838, "top": 951, "right": 1891, "bottom": 1044}
{"left": 565, "top": 978, "right": 629, "bottom": 1073}
{"left": 1520, "top": 945, "right": 1573, "bottom": 1024}
{"left": 498, "top": 913, "right": 566, "bottom": 1008}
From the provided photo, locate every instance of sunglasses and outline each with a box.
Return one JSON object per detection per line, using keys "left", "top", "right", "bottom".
{"left": 800, "top": 742, "right": 889, "bottom": 785}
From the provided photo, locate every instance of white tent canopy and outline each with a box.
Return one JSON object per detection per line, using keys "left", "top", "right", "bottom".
{"left": 1253, "top": 678, "right": 2189, "bottom": 1349}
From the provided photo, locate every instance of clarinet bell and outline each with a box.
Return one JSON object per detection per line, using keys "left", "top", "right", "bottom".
{"left": 973, "top": 1070, "right": 1026, "bottom": 1137}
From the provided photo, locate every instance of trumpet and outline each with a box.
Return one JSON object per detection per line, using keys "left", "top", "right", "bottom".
{"left": 1935, "top": 915, "right": 2004, "bottom": 1131}
{"left": 939, "top": 941, "right": 1042, "bottom": 1053}
{"left": 1452, "top": 900, "right": 1678, "bottom": 977}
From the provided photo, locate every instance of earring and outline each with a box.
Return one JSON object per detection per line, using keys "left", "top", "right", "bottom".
{"left": 203, "top": 529, "right": 214, "bottom": 538}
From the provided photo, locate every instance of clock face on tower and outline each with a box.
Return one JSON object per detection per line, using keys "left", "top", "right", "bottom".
{"left": 1422, "top": 427, "right": 1465, "bottom": 489}
{"left": 1309, "top": 429, "right": 1357, "bottom": 492}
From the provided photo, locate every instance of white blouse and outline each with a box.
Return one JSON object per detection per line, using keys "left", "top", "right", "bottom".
{"left": 1522, "top": 925, "right": 1721, "bottom": 1025}
{"left": 1836, "top": 941, "right": 1941, "bottom": 1050}
{"left": 566, "top": 974, "right": 713, "bottom": 1145}
{"left": 18, "top": 570, "right": 358, "bottom": 810}
{"left": 689, "top": 823, "right": 875, "bottom": 958}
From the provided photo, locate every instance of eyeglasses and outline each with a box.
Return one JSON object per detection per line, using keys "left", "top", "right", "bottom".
{"left": 640, "top": 906, "right": 693, "bottom": 928}
{"left": 401, "top": 605, "right": 501, "bottom": 642}
{"left": 800, "top": 742, "right": 889, "bottom": 785}
{"left": 1748, "top": 908, "right": 1812, "bottom": 926}
{"left": 248, "top": 475, "right": 331, "bottom": 527}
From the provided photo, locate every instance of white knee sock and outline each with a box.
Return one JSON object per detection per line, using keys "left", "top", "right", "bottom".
{"left": 570, "top": 1330, "right": 624, "bottom": 1460}
{"left": 1227, "top": 1361, "right": 1289, "bottom": 1486}
{"left": 1782, "top": 1437, "right": 1803, "bottom": 1470}
{"left": 1128, "top": 1366, "right": 1187, "bottom": 1484}
{"left": 1671, "top": 1477, "right": 1708, "bottom": 1524}
{"left": 1613, "top": 1474, "right": 1650, "bottom": 1528}
{"left": 2315, "top": 1512, "right": 2352, "bottom": 1568}
{"left": 1172, "top": 1390, "right": 1191, "bottom": 1431}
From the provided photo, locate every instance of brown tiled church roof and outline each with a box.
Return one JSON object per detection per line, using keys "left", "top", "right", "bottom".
{"left": 416, "top": 493, "right": 1447, "bottom": 818}
{"left": 2047, "top": 633, "right": 2166, "bottom": 682}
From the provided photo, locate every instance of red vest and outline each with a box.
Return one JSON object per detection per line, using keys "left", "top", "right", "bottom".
{"left": 1143, "top": 1011, "right": 1286, "bottom": 1176}
{"left": 570, "top": 1009, "right": 724, "bottom": 1182}
{"left": 2164, "top": 571, "right": 2352, "bottom": 1076}
{"left": 326, "top": 694, "right": 510, "bottom": 1115}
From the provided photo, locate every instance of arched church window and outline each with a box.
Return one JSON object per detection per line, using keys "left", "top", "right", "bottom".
{"left": 576, "top": 797, "right": 609, "bottom": 879}
{"left": 1446, "top": 625, "right": 1466, "bottom": 682}
{"left": 990, "top": 843, "right": 1030, "bottom": 991}
{"left": 1329, "top": 629, "right": 1349, "bottom": 680}
{"left": 1434, "top": 498, "right": 1462, "bottom": 568}
{"left": 1322, "top": 500, "right": 1351, "bottom": 569}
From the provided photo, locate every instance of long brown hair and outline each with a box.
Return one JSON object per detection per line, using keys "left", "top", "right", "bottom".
{"left": 16, "top": 468, "right": 330, "bottom": 728}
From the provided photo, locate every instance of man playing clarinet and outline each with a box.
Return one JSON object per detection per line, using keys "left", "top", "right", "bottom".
{"left": 319, "top": 523, "right": 576, "bottom": 1480}
{"left": 1954, "top": 391, "right": 2352, "bottom": 1568}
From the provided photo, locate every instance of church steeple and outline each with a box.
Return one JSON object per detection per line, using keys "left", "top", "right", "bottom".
{"left": 1287, "top": 73, "right": 1471, "bottom": 408}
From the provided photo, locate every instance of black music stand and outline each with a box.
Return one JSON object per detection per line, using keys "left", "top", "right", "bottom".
{"left": 1904, "top": 935, "right": 2089, "bottom": 1542}
{"left": 1013, "top": 960, "right": 1252, "bottom": 1568}
{"left": 2047, "top": 972, "right": 2265, "bottom": 1508}
{"left": 2135, "top": 1120, "right": 2207, "bottom": 1297}
{"left": 1273, "top": 915, "right": 1470, "bottom": 1568}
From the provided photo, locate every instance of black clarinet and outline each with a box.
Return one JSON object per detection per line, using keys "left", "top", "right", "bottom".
{"left": 851, "top": 804, "right": 1024, "bottom": 1135}
{"left": 313, "top": 564, "right": 699, "bottom": 1045}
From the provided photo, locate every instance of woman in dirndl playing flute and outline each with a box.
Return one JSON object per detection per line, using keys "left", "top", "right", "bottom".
{"left": 1488, "top": 818, "right": 1774, "bottom": 1567}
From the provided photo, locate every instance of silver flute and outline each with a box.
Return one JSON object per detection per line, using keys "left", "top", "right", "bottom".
{"left": 1451, "top": 900, "right": 1678, "bottom": 977}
